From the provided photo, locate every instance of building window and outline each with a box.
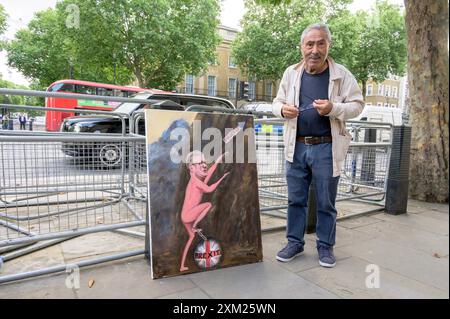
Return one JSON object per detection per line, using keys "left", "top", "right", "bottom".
{"left": 377, "top": 102, "right": 383, "bottom": 107}
{"left": 385, "top": 85, "right": 391, "bottom": 97}
{"left": 228, "top": 78, "right": 237, "bottom": 98}
{"left": 366, "top": 102, "right": 372, "bottom": 106}
{"left": 208, "top": 58, "right": 218, "bottom": 66}
{"left": 185, "top": 74, "right": 194, "bottom": 94}
{"left": 391, "top": 104, "right": 397, "bottom": 108}
{"left": 392, "top": 86, "right": 398, "bottom": 98}
{"left": 377, "top": 84, "right": 384, "bottom": 96}
{"left": 265, "top": 82, "right": 272, "bottom": 100}
{"left": 228, "top": 56, "right": 237, "bottom": 68}
{"left": 367, "top": 84, "right": 373, "bottom": 96}
{"left": 249, "top": 81, "right": 256, "bottom": 100}
{"left": 384, "top": 103, "right": 389, "bottom": 108}
{"left": 207, "top": 76, "right": 216, "bottom": 96}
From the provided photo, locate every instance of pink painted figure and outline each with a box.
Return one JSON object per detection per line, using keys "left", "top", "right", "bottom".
{"left": 179, "top": 151, "right": 229, "bottom": 272}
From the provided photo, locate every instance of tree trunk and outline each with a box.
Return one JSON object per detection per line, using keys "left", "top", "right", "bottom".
{"left": 404, "top": 0, "right": 449, "bottom": 203}
{"left": 134, "top": 66, "right": 144, "bottom": 88}
{"left": 361, "top": 79, "right": 367, "bottom": 99}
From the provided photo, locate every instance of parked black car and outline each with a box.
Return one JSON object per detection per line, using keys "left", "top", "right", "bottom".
{"left": 61, "top": 92, "right": 235, "bottom": 134}
{"left": 60, "top": 92, "right": 235, "bottom": 167}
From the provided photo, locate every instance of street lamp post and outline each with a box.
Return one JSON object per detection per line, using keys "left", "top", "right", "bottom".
{"left": 235, "top": 79, "right": 239, "bottom": 107}
{"left": 114, "top": 64, "right": 117, "bottom": 84}
{"left": 1, "top": 94, "right": 8, "bottom": 117}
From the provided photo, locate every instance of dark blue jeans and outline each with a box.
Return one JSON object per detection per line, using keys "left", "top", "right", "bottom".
{"left": 286, "top": 141, "right": 339, "bottom": 248}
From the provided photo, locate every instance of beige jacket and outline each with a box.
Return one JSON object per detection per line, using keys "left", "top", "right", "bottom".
{"left": 272, "top": 58, "right": 364, "bottom": 177}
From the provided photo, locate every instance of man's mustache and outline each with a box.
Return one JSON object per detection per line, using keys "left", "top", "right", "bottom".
{"left": 308, "top": 54, "right": 321, "bottom": 59}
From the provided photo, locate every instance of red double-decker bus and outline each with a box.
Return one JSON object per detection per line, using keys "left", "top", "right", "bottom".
{"left": 45, "top": 79, "right": 164, "bottom": 131}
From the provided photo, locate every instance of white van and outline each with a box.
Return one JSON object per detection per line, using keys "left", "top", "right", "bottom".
{"left": 353, "top": 105, "right": 404, "bottom": 142}
{"left": 355, "top": 105, "right": 403, "bottom": 125}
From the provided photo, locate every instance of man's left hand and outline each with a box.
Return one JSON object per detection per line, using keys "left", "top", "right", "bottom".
{"left": 313, "top": 99, "right": 333, "bottom": 115}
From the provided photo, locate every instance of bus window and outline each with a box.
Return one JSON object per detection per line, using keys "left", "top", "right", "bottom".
{"left": 114, "top": 90, "right": 128, "bottom": 97}
{"left": 48, "top": 83, "right": 75, "bottom": 92}
{"left": 97, "top": 88, "right": 114, "bottom": 96}
{"left": 76, "top": 85, "right": 96, "bottom": 95}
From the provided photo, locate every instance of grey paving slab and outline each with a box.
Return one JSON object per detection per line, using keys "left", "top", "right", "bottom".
{"left": 74, "top": 258, "right": 196, "bottom": 299}
{"left": 1, "top": 200, "right": 448, "bottom": 299}
{"left": 0, "top": 244, "right": 65, "bottom": 276}
{"left": 417, "top": 210, "right": 449, "bottom": 222}
{"left": 406, "top": 206, "right": 449, "bottom": 221}
{"left": 60, "top": 232, "right": 143, "bottom": 263}
{"left": 333, "top": 225, "right": 378, "bottom": 248}
{"left": 186, "top": 260, "right": 338, "bottom": 299}
{"left": 356, "top": 219, "right": 449, "bottom": 257}
{"left": 158, "top": 287, "right": 211, "bottom": 299}
{"left": 337, "top": 216, "right": 383, "bottom": 229}
{"left": 260, "top": 215, "right": 286, "bottom": 230}
{"left": 300, "top": 225, "right": 375, "bottom": 249}
{"left": 407, "top": 200, "right": 449, "bottom": 214}
{"left": 262, "top": 231, "right": 351, "bottom": 273}
{"left": 339, "top": 238, "right": 449, "bottom": 291}
{"left": 372, "top": 213, "right": 449, "bottom": 235}
{"left": 298, "top": 256, "right": 448, "bottom": 299}
{"left": 336, "top": 201, "right": 382, "bottom": 217}
{"left": 0, "top": 273, "right": 76, "bottom": 299}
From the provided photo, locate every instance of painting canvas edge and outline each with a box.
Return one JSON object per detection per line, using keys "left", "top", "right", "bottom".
{"left": 144, "top": 110, "right": 156, "bottom": 279}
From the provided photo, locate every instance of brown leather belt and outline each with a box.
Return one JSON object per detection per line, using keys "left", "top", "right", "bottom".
{"left": 297, "top": 136, "right": 332, "bottom": 145}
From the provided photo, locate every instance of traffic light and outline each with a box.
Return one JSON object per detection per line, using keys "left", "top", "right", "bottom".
{"left": 239, "top": 81, "right": 249, "bottom": 100}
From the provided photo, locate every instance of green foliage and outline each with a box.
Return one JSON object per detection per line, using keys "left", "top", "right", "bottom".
{"left": 254, "top": 0, "right": 292, "bottom": 4}
{"left": 67, "top": 0, "right": 220, "bottom": 90}
{"left": 5, "top": 7, "right": 135, "bottom": 88}
{"left": 7, "top": 9, "right": 73, "bottom": 88}
{"left": 232, "top": 0, "right": 353, "bottom": 82}
{"left": 5, "top": 0, "right": 220, "bottom": 90}
{"left": 0, "top": 76, "right": 44, "bottom": 116}
{"left": 233, "top": 0, "right": 407, "bottom": 95}
{"left": 0, "top": 5, "right": 42, "bottom": 114}
{"left": 0, "top": 4, "right": 7, "bottom": 34}
{"left": 350, "top": 1, "right": 407, "bottom": 93}
{"left": 0, "top": 4, "right": 8, "bottom": 49}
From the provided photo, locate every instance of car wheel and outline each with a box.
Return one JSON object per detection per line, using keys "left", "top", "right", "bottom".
{"left": 99, "top": 144, "right": 122, "bottom": 168}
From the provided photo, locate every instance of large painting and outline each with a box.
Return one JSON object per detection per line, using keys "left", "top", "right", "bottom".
{"left": 145, "top": 109, "right": 263, "bottom": 279}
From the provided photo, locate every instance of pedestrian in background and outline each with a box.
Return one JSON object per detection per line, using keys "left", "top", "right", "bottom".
{"left": 29, "top": 117, "right": 35, "bottom": 131}
{"left": 2, "top": 114, "right": 9, "bottom": 130}
{"left": 19, "top": 113, "right": 27, "bottom": 130}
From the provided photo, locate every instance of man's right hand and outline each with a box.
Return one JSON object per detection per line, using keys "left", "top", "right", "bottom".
{"left": 281, "top": 104, "right": 299, "bottom": 119}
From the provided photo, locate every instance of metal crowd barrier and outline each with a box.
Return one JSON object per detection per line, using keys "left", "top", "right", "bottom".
{"left": 0, "top": 88, "right": 403, "bottom": 284}
{"left": 249, "top": 117, "right": 394, "bottom": 227}
{"left": 0, "top": 89, "right": 150, "bottom": 284}
{"left": 132, "top": 106, "right": 394, "bottom": 224}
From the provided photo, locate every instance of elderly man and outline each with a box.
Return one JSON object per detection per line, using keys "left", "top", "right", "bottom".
{"left": 272, "top": 23, "right": 364, "bottom": 267}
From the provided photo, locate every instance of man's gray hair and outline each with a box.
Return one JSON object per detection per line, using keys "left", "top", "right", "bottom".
{"left": 300, "top": 23, "right": 332, "bottom": 44}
